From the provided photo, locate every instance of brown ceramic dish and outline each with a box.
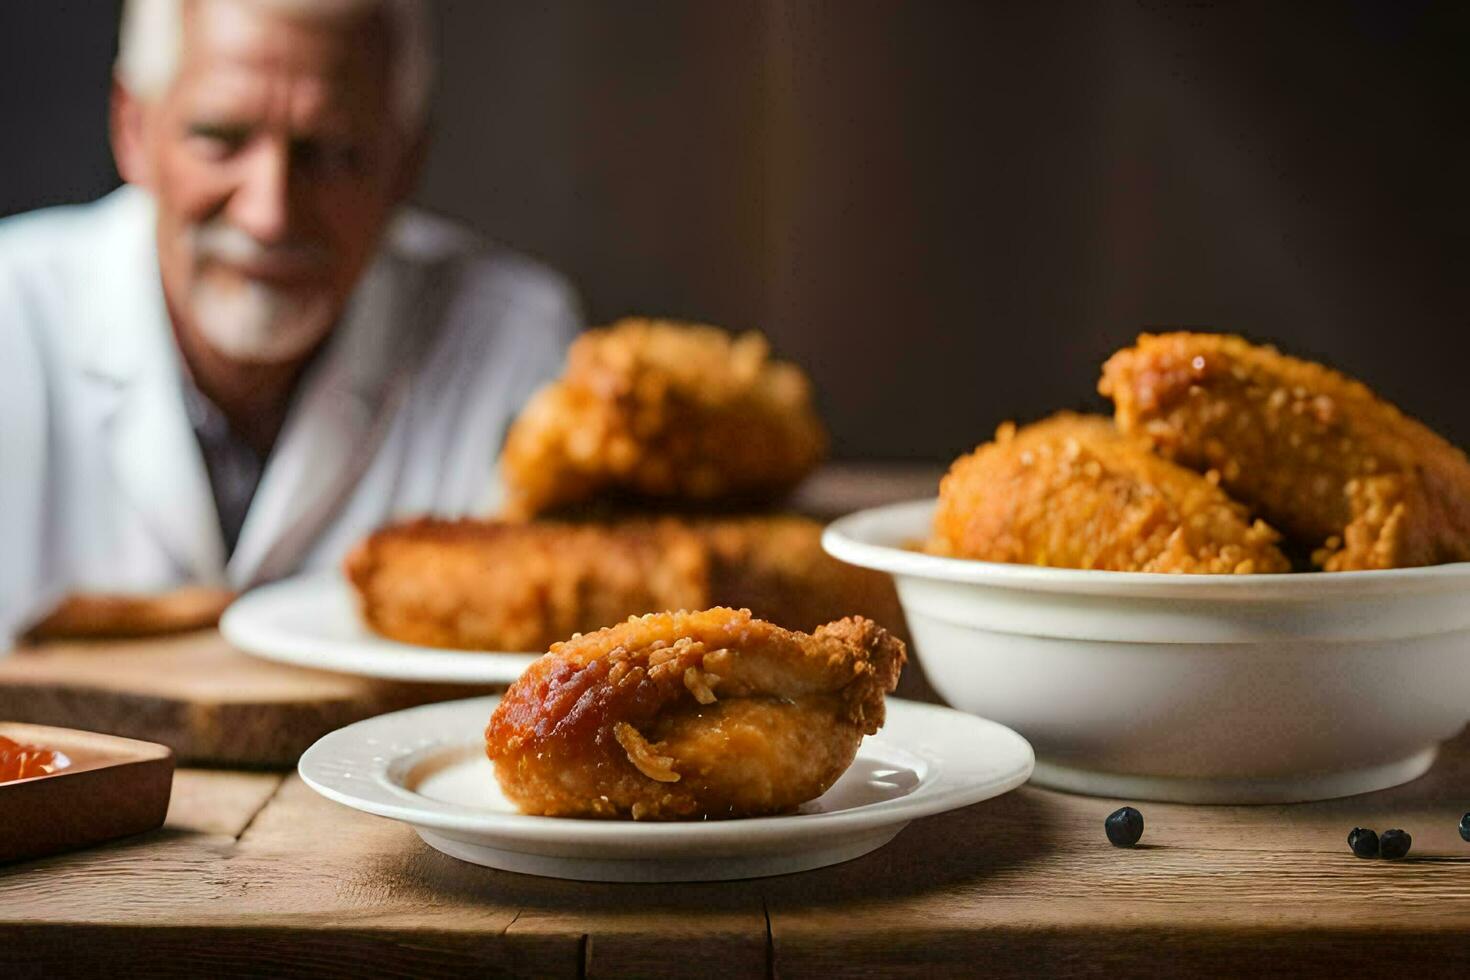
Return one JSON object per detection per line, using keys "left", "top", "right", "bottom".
{"left": 0, "top": 722, "right": 174, "bottom": 863}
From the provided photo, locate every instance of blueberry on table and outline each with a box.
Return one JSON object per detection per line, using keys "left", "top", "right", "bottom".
{"left": 1105, "top": 806, "right": 1144, "bottom": 847}
{"left": 1347, "top": 828, "right": 1379, "bottom": 858}
{"left": 1379, "top": 829, "right": 1412, "bottom": 860}
{"left": 1460, "top": 812, "right": 1470, "bottom": 843}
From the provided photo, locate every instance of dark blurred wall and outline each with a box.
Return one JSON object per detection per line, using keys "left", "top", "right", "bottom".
{"left": 3, "top": 1, "right": 1468, "bottom": 460}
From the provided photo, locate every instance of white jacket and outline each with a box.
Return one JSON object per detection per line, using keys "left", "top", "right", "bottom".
{"left": 0, "top": 187, "right": 580, "bottom": 646}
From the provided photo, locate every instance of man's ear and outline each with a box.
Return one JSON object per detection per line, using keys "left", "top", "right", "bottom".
{"left": 110, "top": 79, "right": 155, "bottom": 189}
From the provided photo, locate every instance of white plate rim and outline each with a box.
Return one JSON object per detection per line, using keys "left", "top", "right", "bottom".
{"left": 823, "top": 498, "right": 1470, "bottom": 598}
{"left": 220, "top": 573, "right": 538, "bottom": 683}
{"left": 298, "top": 696, "right": 1035, "bottom": 846}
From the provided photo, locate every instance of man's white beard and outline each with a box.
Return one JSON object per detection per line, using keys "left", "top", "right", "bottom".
{"left": 185, "top": 221, "right": 336, "bottom": 364}
{"left": 189, "top": 274, "right": 334, "bottom": 364}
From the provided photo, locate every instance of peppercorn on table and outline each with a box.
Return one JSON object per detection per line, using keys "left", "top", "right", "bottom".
{"left": 4, "top": 464, "right": 1470, "bottom": 976}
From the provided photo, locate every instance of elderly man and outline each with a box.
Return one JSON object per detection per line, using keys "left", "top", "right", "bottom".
{"left": 0, "top": 0, "right": 581, "bottom": 646}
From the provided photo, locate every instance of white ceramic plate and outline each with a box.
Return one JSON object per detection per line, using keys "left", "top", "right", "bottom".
{"left": 221, "top": 573, "right": 538, "bottom": 684}
{"left": 299, "top": 695, "right": 1034, "bottom": 882}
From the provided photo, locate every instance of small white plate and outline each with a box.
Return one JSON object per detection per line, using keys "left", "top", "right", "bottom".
{"left": 299, "top": 696, "right": 1034, "bottom": 882}
{"left": 221, "top": 573, "right": 538, "bottom": 684}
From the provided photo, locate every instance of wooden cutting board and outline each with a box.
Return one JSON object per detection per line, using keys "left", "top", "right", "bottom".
{"left": 0, "top": 631, "right": 490, "bottom": 768}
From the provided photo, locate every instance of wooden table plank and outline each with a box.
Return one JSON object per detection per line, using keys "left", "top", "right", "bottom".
{"left": 762, "top": 728, "right": 1470, "bottom": 975}
{"left": 8, "top": 924, "right": 583, "bottom": 978}
{"left": 235, "top": 776, "right": 770, "bottom": 974}
{"left": 0, "top": 631, "right": 489, "bottom": 766}
{"left": 166, "top": 769, "right": 285, "bottom": 838}
{"left": 502, "top": 880, "right": 769, "bottom": 978}
{"left": 6, "top": 728, "right": 1470, "bottom": 976}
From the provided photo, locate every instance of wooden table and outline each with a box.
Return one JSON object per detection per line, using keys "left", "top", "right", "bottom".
{"left": 6, "top": 463, "right": 1470, "bottom": 975}
{"left": 4, "top": 714, "right": 1469, "bottom": 975}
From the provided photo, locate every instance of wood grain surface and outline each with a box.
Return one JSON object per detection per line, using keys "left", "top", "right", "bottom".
{"left": 3, "top": 727, "right": 1469, "bottom": 977}
{"left": 0, "top": 632, "right": 490, "bottom": 766}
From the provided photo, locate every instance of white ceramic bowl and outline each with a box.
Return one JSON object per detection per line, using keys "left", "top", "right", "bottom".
{"left": 823, "top": 499, "right": 1470, "bottom": 804}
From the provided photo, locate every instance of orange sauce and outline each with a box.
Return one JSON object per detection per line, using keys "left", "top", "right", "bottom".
{"left": 0, "top": 735, "right": 71, "bottom": 783}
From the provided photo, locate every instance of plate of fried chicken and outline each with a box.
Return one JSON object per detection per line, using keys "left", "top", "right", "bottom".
{"left": 299, "top": 607, "right": 1034, "bottom": 882}
{"left": 223, "top": 319, "right": 906, "bottom": 682}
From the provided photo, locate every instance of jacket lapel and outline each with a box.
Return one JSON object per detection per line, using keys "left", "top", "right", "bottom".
{"left": 226, "top": 250, "right": 423, "bottom": 587}
{"left": 78, "top": 189, "right": 228, "bottom": 586}
{"left": 102, "top": 370, "right": 228, "bottom": 585}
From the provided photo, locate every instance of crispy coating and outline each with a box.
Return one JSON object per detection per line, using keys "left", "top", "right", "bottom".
{"left": 484, "top": 608, "right": 906, "bottom": 819}
{"left": 499, "top": 319, "right": 827, "bottom": 519}
{"left": 691, "top": 515, "right": 906, "bottom": 637}
{"left": 1100, "top": 333, "right": 1470, "bottom": 570}
{"left": 21, "top": 588, "right": 237, "bottom": 642}
{"left": 343, "top": 518, "right": 708, "bottom": 652}
{"left": 344, "top": 515, "right": 904, "bottom": 651}
{"left": 929, "top": 412, "right": 1289, "bottom": 573}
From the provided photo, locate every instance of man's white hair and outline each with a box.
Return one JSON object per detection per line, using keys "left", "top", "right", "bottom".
{"left": 116, "top": 0, "right": 433, "bottom": 129}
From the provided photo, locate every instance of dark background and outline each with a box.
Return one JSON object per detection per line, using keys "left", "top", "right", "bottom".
{"left": 3, "top": 1, "right": 1467, "bottom": 460}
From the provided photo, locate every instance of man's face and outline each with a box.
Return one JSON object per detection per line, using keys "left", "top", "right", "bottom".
{"left": 117, "top": 0, "right": 414, "bottom": 364}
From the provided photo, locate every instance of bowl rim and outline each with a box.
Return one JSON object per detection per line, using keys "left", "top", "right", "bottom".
{"left": 822, "top": 498, "right": 1470, "bottom": 599}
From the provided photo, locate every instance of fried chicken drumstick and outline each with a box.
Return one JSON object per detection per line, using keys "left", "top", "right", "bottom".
{"left": 500, "top": 319, "right": 827, "bottom": 519}
{"left": 1100, "top": 333, "right": 1470, "bottom": 570}
{"left": 929, "top": 412, "right": 1289, "bottom": 573}
{"left": 484, "top": 608, "right": 906, "bottom": 820}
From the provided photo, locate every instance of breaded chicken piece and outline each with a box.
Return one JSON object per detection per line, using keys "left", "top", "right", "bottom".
{"left": 484, "top": 608, "right": 906, "bottom": 819}
{"left": 692, "top": 515, "right": 906, "bottom": 637}
{"left": 929, "top": 412, "right": 1289, "bottom": 573}
{"left": 1100, "top": 333, "right": 1470, "bottom": 570}
{"left": 500, "top": 319, "right": 827, "bottom": 519}
{"left": 344, "top": 515, "right": 905, "bottom": 651}
{"left": 22, "top": 587, "right": 236, "bottom": 642}
{"left": 343, "top": 518, "right": 708, "bottom": 652}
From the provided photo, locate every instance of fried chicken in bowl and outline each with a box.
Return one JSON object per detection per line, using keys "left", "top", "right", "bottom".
{"left": 1100, "top": 332, "right": 1470, "bottom": 570}
{"left": 929, "top": 412, "right": 1289, "bottom": 573}
{"left": 826, "top": 333, "right": 1470, "bottom": 802}
{"left": 826, "top": 499, "right": 1470, "bottom": 804}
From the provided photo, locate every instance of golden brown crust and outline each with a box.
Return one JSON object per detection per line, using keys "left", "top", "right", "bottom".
{"left": 929, "top": 412, "right": 1289, "bottom": 573}
{"left": 483, "top": 608, "right": 906, "bottom": 819}
{"left": 1100, "top": 332, "right": 1470, "bottom": 569}
{"left": 691, "top": 515, "right": 907, "bottom": 638}
{"left": 343, "top": 518, "right": 709, "bottom": 651}
{"left": 345, "top": 514, "right": 905, "bottom": 650}
{"left": 499, "top": 319, "right": 827, "bottom": 519}
{"left": 21, "top": 588, "right": 237, "bottom": 642}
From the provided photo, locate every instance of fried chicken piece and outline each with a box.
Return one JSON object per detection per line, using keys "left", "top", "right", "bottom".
{"left": 343, "top": 518, "right": 708, "bottom": 651}
{"left": 484, "top": 608, "right": 906, "bottom": 820}
{"left": 499, "top": 319, "right": 827, "bottom": 519}
{"left": 693, "top": 515, "right": 906, "bottom": 637}
{"left": 344, "top": 515, "right": 905, "bottom": 650}
{"left": 21, "top": 588, "right": 236, "bottom": 642}
{"left": 929, "top": 412, "right": 1289, "bottom": 573}
{"left": 1100, "top": 333, "right": 1470, "bottom": 570}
